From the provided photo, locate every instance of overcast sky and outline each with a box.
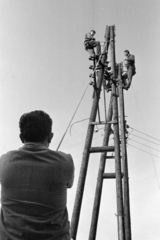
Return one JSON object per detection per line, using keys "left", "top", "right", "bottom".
{"left": 0, "top": 0, "right": 160, "bottom": 239}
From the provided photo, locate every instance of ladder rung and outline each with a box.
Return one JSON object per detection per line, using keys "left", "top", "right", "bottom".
{"left": 106, "top": 156, "right": 115, "bottom": 159}
{"left": 89, "top": 146, "right": 114, "bottom": 153}
{"left": 111, "top": 93, "right": 119, "bottom": 97}
{"left": 90, "top": 121, "right": 106, "bottom": 125}
{"left": 103, "top": 173, "right": 124, "bottom": 179}
{"left": 107, "top": 121, "right": 117, "bottom": 124}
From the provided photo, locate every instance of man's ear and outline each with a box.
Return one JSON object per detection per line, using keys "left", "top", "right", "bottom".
{"left": 48, "top": 132, "right": 54, "bottom": 143}
{"left": 19, "top": 133, "right": 24, "bottom": 143}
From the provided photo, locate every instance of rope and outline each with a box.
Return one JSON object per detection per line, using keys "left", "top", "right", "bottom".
{"left": 70, "top": 118, "right": 89, "bottom": 136}
{"left": 56, "top": 84, "right": 89, "bottom": 151}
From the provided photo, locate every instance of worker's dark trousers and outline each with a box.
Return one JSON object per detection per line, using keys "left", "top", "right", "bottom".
{"left": 125, "top": 66, "right": 136, "bottom": 89}
{"left": 86, "top": 40, "right": 101, "bottom": 56}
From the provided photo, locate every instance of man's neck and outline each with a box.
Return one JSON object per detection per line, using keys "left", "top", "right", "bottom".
{"left": 24, "top": 141, "right": 49, "bottom": 148}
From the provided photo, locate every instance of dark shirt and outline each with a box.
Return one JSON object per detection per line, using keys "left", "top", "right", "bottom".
{"left": 0, "top": 143, "right": 74, "bottom": 240}
{"left": 84, "top": 32, "right": 96, "bottom": 50}
{"left": 126, "top": 54, "right": 135, "bottom": 67}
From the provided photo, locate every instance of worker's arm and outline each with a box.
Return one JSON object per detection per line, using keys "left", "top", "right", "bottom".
{"left": 128, "top": 54, "right": 135, "bottom": 64}
{"left": 67, "top": 155, "right": 75, "bottom": 188}
{"left": 0, "top": 156, "right": 4, "bottom": 183}
{"left": 85, "top": 32, "right": 95, "bottom": 41}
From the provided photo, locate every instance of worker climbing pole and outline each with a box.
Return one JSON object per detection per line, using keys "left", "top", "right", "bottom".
{"left": 122, "top": 50, "right": 136, "bottom": 90}
{"left": 84, "top": 30, "right": 101, "bottom": 59}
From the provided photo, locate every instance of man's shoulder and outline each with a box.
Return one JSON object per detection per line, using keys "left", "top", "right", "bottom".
{"left": 49, "top": 149, "right": 73, "bottom": 163}
{"left": 128, "top": 54, "right": 135, "bottom": 59}
{"left": 0, "top": 150, "right": 20, "bottom": 180}
{"left": 85, "top": 32, "right": 91, "bottom": 38}
{"left": 0, "top": 149, "right": 19, "bottom": 160}
{"left": 0, "top": 148, "right": 74, "bottom": 167}
{"left": 48, "top": 150, "right": 74, "bottom": 178}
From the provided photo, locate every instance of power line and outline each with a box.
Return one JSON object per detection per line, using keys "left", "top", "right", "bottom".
{"left": 128, "top": 138, "right": 160, "bottom": 153}
{"left": 130, "top": 86, "right": 160, "bottom": 190}
{"left": 132, "top": 86, "right": 160, "bottom": 190}
{"left": 129, "top": 126, "right": 160, "bottom": 142}
{"left": 129, "top": 133, "right": 160, "bottom": 147}
{"left": 58, "top": 133, "right": 104, "bottom": 152}
{"left": 128, "top": 143, "right": 160, "bottom": 159}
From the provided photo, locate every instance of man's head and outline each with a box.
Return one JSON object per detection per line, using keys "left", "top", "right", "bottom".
{"left": 19, "top": 110, "right": 53, "bottom": 145}
{"left": 124, "top": 50, "right": 130, "bottom": 57}
{"left": 90, "top": 30, "right": 96, "bottom": 36}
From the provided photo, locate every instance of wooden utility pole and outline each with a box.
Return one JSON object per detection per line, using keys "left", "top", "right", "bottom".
{"left": 110, "top": 26, "right": 124, "bottom": 240}
{"left": 118, "top": 63, "right": 131, "bottom": 240}
{"left": 70, "top": 26, "right": 110, "bottom": 240}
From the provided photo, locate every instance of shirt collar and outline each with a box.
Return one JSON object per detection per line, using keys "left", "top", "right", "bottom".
{"left": 21, "top": 142, "right": 48, "bottom": 150}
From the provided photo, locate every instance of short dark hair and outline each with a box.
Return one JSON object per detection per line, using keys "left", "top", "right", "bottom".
{"left": 124, "top": 50, "right": 130, "bottom": 54}
{"left": 90, "top": 30, "right": 96, "bottom": 35}
{"left": 19, "top": 110, "right": 52, "bottom": 143}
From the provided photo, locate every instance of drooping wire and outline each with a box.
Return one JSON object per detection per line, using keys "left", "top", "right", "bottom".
{"left": 128, "top": 138, "right": 160, "bottom": 153}
{"left": 128, "top": 144, "right": 160, "bottom": 159}
{"left": 70, "top": 118, "right": 89, "bottom": 136}
{"left": 129, "top": 126, "right": 160, "bottom": 142}
{"left": 60, "top": 132, "right": 105, "bottom": 154}
{"left": 129, "top": 132, "right": 160, "bottom": 147}
{"left": 53, "top": 125, "right": 105, "bottom": 149}
{"left": 131, "top": 85, "right": 160, "bottom": 190}
{"left": 56, "top": 84, "right": 89, "bottom": 151}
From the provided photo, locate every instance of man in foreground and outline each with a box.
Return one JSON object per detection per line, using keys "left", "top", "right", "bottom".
{"left": 0, "top": 110, "right": 74, "bottom": 240}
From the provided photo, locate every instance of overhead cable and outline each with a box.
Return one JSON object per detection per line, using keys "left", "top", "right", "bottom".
{"left": 128, "top": 138, "right": 160, "bottom": 153}
{"left": 56, "top": 84, "right": 89, "bottom": 151}
{"left": 128, "top": 144, "right": 160, "bottom": 159}
{"left": 129, "top": 126, "right": 160, "bottom": 142}
{"left": 129, "top": 133, "right": 160, "bottom": 147}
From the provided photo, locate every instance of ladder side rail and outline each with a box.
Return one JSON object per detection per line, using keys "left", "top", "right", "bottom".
{"left": 93, "top": 59, "right": 101, "bottom": 122}
{"left": 70, "top": 25, "right": 110, "bottom": 240}
{"left": 118, "top": 63, "right": 132, "bottom": 240}
{"left": 88, "top": 96, "right": 113, "bottom": 240}
{"left": 110, "top": 26, "right": 125, "bottom": 240}
{"left": 103, "top": 83, "right": 107, "bottom": 123}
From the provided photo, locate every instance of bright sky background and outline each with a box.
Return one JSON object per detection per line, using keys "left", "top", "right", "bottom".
{"left": 0, "top": 0, "right": 160, "bottom": 239}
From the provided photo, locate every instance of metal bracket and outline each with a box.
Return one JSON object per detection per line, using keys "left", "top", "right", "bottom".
{"left": 114, "top": 213, "right": 126, "bottom": 218}
{"left": 90, "top": 121, "right": 106, "bottom": 125}
{"left": 111, "top": 93, "right": 119, "bottom": 97}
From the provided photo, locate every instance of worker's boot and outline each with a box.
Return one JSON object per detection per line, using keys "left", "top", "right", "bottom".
{"left": 89, "top": 81, "right": 95, "bottom": 86}
{"left": 106, "top": 87, "right": 112, "bottom": 92}
{"left": 89, "top": 54, "right": 97, "bottom": 61}
{"left": 95, "top": 65, "right": 102, "bottom": 70}
{"left": 89, "top": 73, "right": 94, "bottom": 78}
{"left": 123, "top": 85, "right": 128, "bottom": 90}
{"left": 106, "top": 66, "right": 111, "bottom": 71}
{"left": 89, "top": 65, "right": 94, "bottom": 70}
{"left": 89, "top": 56, "right": 95, "bottom": 61}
